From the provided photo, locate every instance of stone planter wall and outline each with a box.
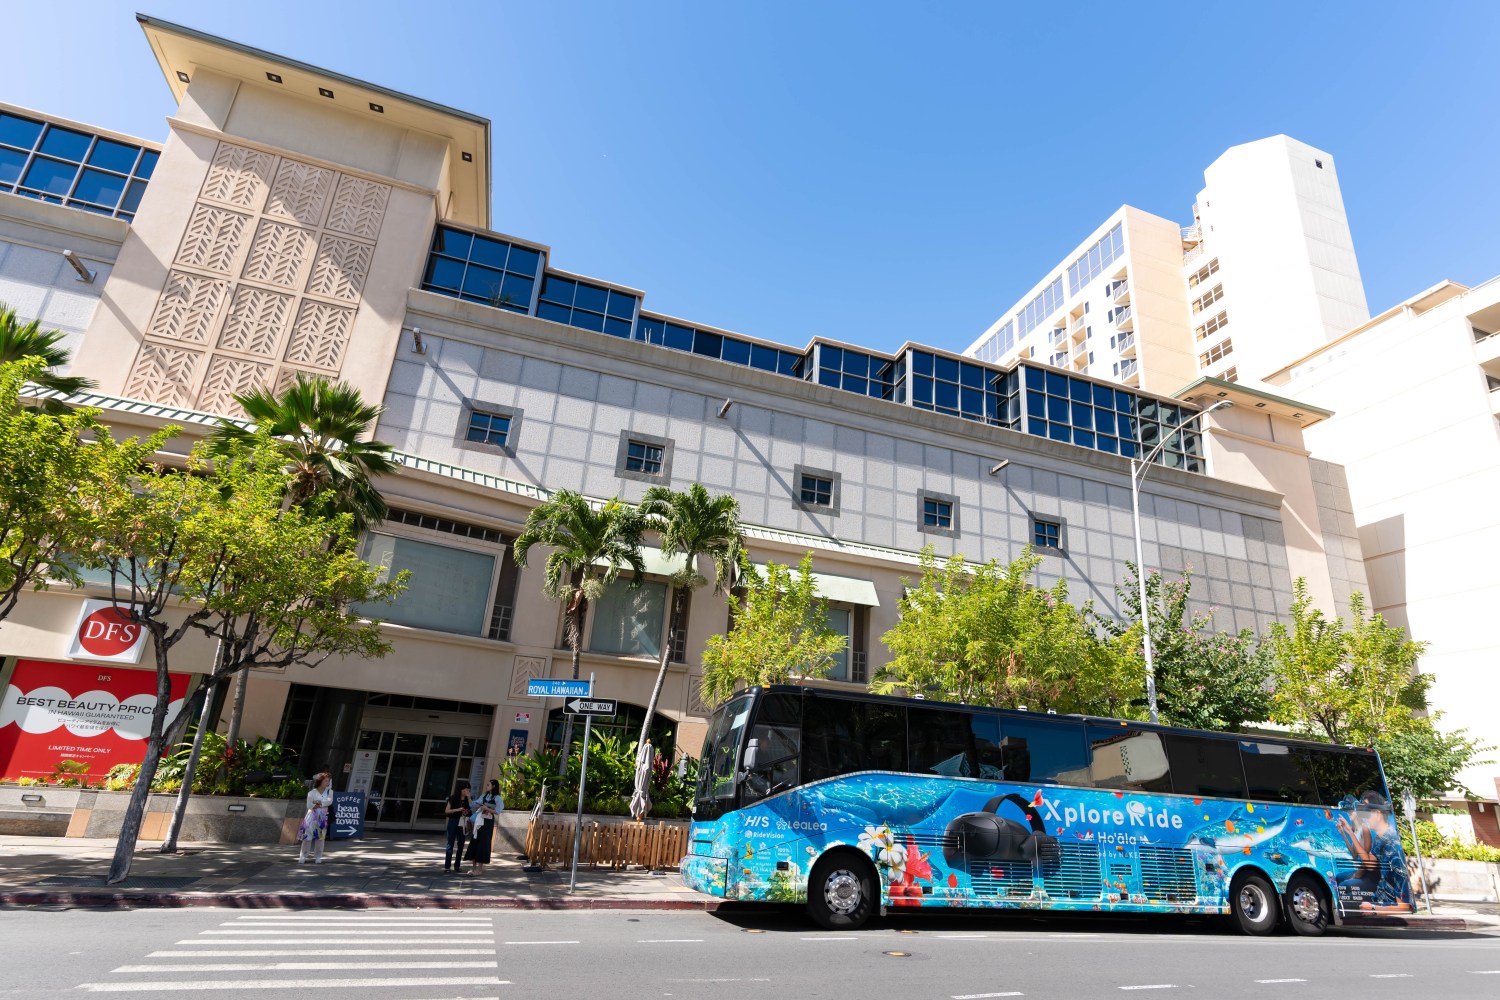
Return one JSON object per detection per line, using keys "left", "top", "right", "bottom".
{"left": 1417, "top": 856, "right": 1500, "bottom": 902}
{"left": 0, "top": 786, "right": 304, "bottom": 844}
{"left": 0, "top": 785, "right": 83, "bottom": 836}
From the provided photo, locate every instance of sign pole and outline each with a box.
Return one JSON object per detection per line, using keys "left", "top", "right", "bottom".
{"left": 568, "top": 672, "right": 595, "bottom": 893}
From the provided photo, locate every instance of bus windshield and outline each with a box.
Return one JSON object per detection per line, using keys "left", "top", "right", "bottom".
{"left": 694, "top": 693, "right": 752, "bottom": 818}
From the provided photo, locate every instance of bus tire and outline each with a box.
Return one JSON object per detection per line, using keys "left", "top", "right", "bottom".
{"left": 1229, "top": 871, "right": 1279, "bottom": 936}
{"left": 808, "top": 850, "right": 877, "bottom": 931}
{"left": 1284, "top": 872, "right": 1331, "bottom": 937}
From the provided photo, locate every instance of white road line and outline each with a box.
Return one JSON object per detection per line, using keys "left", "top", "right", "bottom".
{"left": 223, "top": 921, "right": 491, "bottom": 927}
{"left": 665, "top": 979, "right": 772, "bottom": 984}
{"left": 1255, "top": 980, "right": 1307, "bottom": 984}
{"left": 176, "top": 938, "right": 492, "bottom": 946}
{"left": 502, "top": 940, "right": 579, "bottom": 945}
{"left": 800, "top": 936, "right": 858, "bottom": 941}
{"left": 937, "top": 934, "right": 991, "bottom": 939}
{"left": 953, "top": 992, "right": 1025, "bottom": 999}
{"left": 78, "top": 978, "right": 509, "bottom": 993}
{"left": 1472, "top": 970, "right": 1500, "bottom": 974}
{"left": 1119, "top": 987, "right": 1177, "bottom": 991}
{"left": 230, "top": 915, "right": 491, "bottom": 921}
{"left": 202, "top": 930, "right": 494, "bottom": 937}
{"left": 112, "top": 961, "right": 498, "bottom": 972}
{"left": 150, "top": 949, "right": 496, "bottom": 958}
{"left": 1370, "top": 974, "right": 1412, "bottom": 979}
{"left": 638, "top": 939, "right": 704, "bottom": 943}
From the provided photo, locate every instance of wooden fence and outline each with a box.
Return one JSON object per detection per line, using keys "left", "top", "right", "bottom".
{"left": 524, "top": 814, "right": 690, "bottom": 870}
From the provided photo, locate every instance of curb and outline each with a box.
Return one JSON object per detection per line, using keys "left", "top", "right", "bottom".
{"left": 1340, "top": 914, "right": 1480, "bottom": 931}
{"left": 0, "top": 890, "right": 723, "bottom": 911}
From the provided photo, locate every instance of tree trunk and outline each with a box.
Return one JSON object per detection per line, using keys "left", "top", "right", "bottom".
{"left": 632, "top": 587, "right": 685, "bottom": 818}
{"left": 160, "top": 676, "right": 218, "bottom": 854}
{"left": 107, "top": 640, "right": 173, "bottom": 885}
{"left": 556, "top": 599, "right": 585, "bottom": 777}
{"left": 220, "top": 665, "right": 249, "bottom": 782}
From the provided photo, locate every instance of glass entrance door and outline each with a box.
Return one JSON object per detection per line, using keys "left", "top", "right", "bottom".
{"left": 357, "top": 729, "right": 490, "bottom": 830}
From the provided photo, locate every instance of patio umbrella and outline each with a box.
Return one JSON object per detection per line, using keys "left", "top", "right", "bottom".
{"left": 628, "top": 739, "right": 653, "bottom": 820}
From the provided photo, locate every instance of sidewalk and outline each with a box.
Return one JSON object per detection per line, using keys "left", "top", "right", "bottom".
{"left": 1, "top": 833, "right": 1496, "bottom": 931}
{"left": 0, "top": 832, "right": 712, "bottom": 911}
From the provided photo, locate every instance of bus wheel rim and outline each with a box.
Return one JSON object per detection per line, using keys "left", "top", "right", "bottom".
{"left": 824, "top": 870, "right": 862, "bottom": 914}
{"left": 1290, "top": 885, "right": 1322, "bottom": 923}
{"left": 1238, "top": 883, "right": 1268, "bottom": 921}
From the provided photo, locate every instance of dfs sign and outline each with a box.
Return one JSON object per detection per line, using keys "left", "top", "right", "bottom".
{"left": 66, "top": 600, "right": 148, "bottom": 664}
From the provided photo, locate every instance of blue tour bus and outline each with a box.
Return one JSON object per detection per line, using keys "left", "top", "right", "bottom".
{"left": 681, "top": 685, "right": 1412, "bottom": 934}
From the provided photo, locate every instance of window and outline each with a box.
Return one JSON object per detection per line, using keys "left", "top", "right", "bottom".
{"left": 743, "top": 692, "right": 803, "bottom": 803}
{"left": 822, "top": 606, "right": 854, "bottom": 680}
{"left": 918, "top": 490, "right": 960, "bottom": 538}
{"left": 636, "top": 314, "right": 804, "bottom": 378}
{"left": 588, "top": 578, "right": 668, "bottom": 658}
{"left": 1315, "top": 159, "right": 1323, "bottom": 169}
{"left": 1033, "top": 516, "right": 1063, "bottom": 550}
{"left": 801, "top": 697, "right": 907, "bottom": 783}
{"left": 1187, "top": 257, "right": 1219, "bottom": 289}
{"left": 423, "top": 226, "right": 543, "bottom": 311}
{"left": 355, "top": 533, "right": 497, "bottom": 636}
{"left": 1306, "top": 749, "right": 1387, "bottom": 807}
{"left": 0, "top": 110, "right": 157, "bottom": 221}
{"left": 1191, "top": 283, "right": 1224, "bottom": 314}
{"left": 992, "top": 716, "right": 1092, "bottom": 785}
{"left": 456, "top": 403, "right": 520, "bottom": 456}
{"left": 1164, "top": 734, "right": 1247, "bottom": 799}
{"left": 537, "top": 273, "right": 637, "bottom": 336}
{"left": 1018, "top": 276, "right": 1066, "bottom": 336}
{"left": 1199, "top": 338, "right": 1234, "bottom": 367}
{"left": 908, "top": 707, "right": 979, "bottom": 777}
{"left": 903, "top": 349, "right": 1015, "bottom": 425}
{"left": 1195, "top": 310, "right": 1229, "bottom": 341}
{"left": 1066, "top": 222, "right": 1125, "bottom": 295}
{"left": 1239, "top": 740, "right": 1320, "bottom": 805}
{"left": 793, "top": 464, "right": 840, "bottom": 515}
{"left": 1088, "top": 725, "right": 1172, "bottom": 792}
{"left": 1219, "top": 366, "right": 1238, "bottom": 383}
{"left": 615, "top": 430, "right": 673, "bottom": 483}
{"left": 465, "top": 410, "right": 510, "bottom": 448}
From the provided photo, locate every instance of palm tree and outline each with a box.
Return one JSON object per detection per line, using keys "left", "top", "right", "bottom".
{"left": 210, "top": 374, "right": 397, "bottom": 532}
{"left": 514, "top": 490, "right": 646, "bottom": 764}
{"left": 0, "top": 304, "right": 97, "bottom": 408}
{"left": 207, "top": 374, "right": 397, "bottom": 755}
{"left": 628, "top": 485, "right": 744, "bottom": 818}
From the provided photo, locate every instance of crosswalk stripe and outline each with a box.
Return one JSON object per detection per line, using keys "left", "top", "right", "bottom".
{"left": 229, "top": 917, "right": 492, "bottom": 922}
{"left": 151, "top": 949, "right": 496, "bottom": 957}
{"left": 224, "top": 921, "right": 492, "bottom": 927}
{"left": 113, "top": 961, "right": 498, "bottom": 972}
{"left": 79, "top": 976, "right": 509, "bottom": 992}
{"left": 202, "top": 930, "right": 494, "bottom": 936}
{"left": 177, "top": 938, "right": 492, "bottom": 946}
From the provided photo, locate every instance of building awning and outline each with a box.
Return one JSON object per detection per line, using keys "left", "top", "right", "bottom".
{"left": 751, "top": 562, "right": 880, "bottom": 607}
{"left": 594, "top": 545, "right": 684, "bottom": 580}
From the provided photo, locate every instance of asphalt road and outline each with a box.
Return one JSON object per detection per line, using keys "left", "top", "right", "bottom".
{"left": 1, "top": 905, "right": 1497, "bottom": 999}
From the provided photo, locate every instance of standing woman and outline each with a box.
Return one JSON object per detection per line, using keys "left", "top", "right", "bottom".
{"left": 463, "top": 779, "right": 503, "bottom": 876}
{"left": 298, "top": 772, "right": 334, "bottom": 864}
{"left": 444, "top": 781, "right": 471, "bottom": 873}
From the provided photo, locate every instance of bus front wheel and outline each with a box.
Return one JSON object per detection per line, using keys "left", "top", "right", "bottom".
{"left": 1229, "top": 872, "right": 1280, "bottom": 936}
{"left": 1283, "top": 873, "right": 1331, "bottom": 937}
{"left": 808, "top": 850, "right": 877, "bottom": 931}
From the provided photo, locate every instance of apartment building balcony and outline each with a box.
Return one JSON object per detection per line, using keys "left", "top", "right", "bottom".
{"left": 1049, "top": 351, "right": 1069, "bottom": 368}
{"left": 1183, "top": 244, "right": 1207, "bottom": 267}
{"left": 1111, "top": 280, "right": 1130, "bottom": 305}
{"left": 1116, "top": 332, "right": 1137, "bottom": 357}
{"left": 1117, "top": 358, "right": 1139, "bottom": 380}
{"left": 1111, "top": 304, "right": 1133, "bottom": 329}
{"left": 1050, "top": 325, "right": 1068, "bottom": 349}
{"left": 1071, "top": 338, "right": 1089, "bottom": 360}
{"left": 1490, "top": 381, "right": 1500, "bottom": 418}
{"left": 1068, "top": 314, "right": 1088, "bottom": 344}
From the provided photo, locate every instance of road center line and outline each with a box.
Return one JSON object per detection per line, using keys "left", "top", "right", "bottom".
{"left": 1255, "top": 979, "right": 1307, "bottom": 984}
{"left": 78, "top": 978, "right": 509, "bottom": 993}
{"left": 150, "top": 950, "right": 495, "bottom": 957}
{"left": 176, "top": 938, "right": 492, "bottom": 946}
{"left": 938, "top": 934, "right": 991, "bottom": 939}
{"left": 638, "top": 939, "right": 704, "bottom": 943}
{"left": 113, "top": 961, "right": 498, "bottom": 973}
{"left": 1472, "top": 970, "right": 1500, "bottom": 974}
{"left": 502, "top": 940, "right": 579, "bottom": 945}
{"left": 800, "top": 936, "right": 858, "bottom": 941}
{"left": 1119, "top": 986, "right": 1177, "bottom": 991}
{"left": 1370, "top": 974, "right": 1412, "bottom": 979}
{"left": 953, "top": 992, "right": 1025, "bottom": 998}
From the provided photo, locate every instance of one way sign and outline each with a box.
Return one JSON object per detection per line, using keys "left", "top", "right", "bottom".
{"left": 564, "top": 698, "right": 617, "bottom": 717}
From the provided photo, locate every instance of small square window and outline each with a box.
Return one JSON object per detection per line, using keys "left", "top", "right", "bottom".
{"left": 625, "top": 440, "right": 664, "bottom": 476}
{"left": 1315, "top": 159, "right": 1323, "bottom": 169}
{"left": 918, "top": 490, "right": 960, "bottom": 537}
{"left": 792, "top": 464, "right": 840, "bottom": 516}
{"left": 456, "top": 402, "right": 521, "bottom": 456}
{"left": 798, "top": 475, "right": 829, "bottom": 506}
{"left": 923, "top": 498, "right": 951, "bottom": 529}
{"left": 1033, "top": 517, "right": 1063, "bottom": 551}
{"left": 616, "top": 430, "right": 673, "bottom": 483}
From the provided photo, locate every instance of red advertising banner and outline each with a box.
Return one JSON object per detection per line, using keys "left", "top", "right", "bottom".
{"left": 0, "top": 659, "right": 190, "bottom": 784}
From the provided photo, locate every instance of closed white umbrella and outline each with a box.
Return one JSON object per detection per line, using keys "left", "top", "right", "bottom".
{"left": 628, "top": 739, "right": 653, "bottom": 821}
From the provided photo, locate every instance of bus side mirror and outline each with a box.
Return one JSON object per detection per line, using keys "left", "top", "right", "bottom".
{"left": 742, "top": 738, "right": 761, "bottom": 775}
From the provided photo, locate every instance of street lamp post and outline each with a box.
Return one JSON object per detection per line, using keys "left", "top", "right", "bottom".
{"left": 1130, "top": 398, "right": 1233, "bottom": 724}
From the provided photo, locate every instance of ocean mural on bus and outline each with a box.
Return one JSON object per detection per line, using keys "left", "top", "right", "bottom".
{"left": 682, "top": 770, "right": 1411, "bottom": 916}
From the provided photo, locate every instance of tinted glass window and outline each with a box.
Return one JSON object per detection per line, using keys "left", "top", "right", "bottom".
{"left": 743, "top": 692, "right": 802, "bottom": 802}
{"left": 802, "top": 697, "right": 907, "bottom": 783}
{"left": 0, "top": 112, "right": 43, "bottom": 149}
{"left": 1308, "top": 749, "right": 1387, "bottom": 807}
{"left": 1088, "top": 725, "right": 1171, "bottom": 792}
{"left": 996, "top": 718, "right": 1092, "bottom": 785}
{"left": 908, "top": 707, "right": 975, "bottom": 778}
{"left": 87, "top": 138, "right": 139, "bottom": 174}
{"left": 38, "top": 126, "right": 90, "bottom": 161}
{"left": 1240, "top": 740, "right": 1320, "bottom": 805}
{"left": 697, "top": 695, "right": 752, "bottom": 808}
{"left": 1164, "top": 734, "right": 1247, "bottom": 799}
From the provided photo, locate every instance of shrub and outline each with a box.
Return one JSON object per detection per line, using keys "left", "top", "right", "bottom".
{"left": 49, "top": 758, "right": 92, "bottom": 787}
{"left": 498, "top": 733, "right": 700, "bottom": 819}
{"left": 152, "top": 732, "right": 303, "bottom": 796}
{"left": 1401, "top": 819, "right": 1500, "bottom": 863}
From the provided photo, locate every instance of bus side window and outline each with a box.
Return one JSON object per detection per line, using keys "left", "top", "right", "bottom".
{"left": 999, "top": 718, "right": 1092, "bottom": 786}
{"left": 744, "top": 692, "right": 803, "bottom": 801}
{"left": 1163, "top": 734, "right": 1247, "bottom": 799}
{"left": 1239, "top": 740, "right": 1319, "bottom": 804}
{"left": 1308, "top": 748, "right": 1387, "bottom": 807}
{"left": 971, "top": 714, "right": 1004, "bottom": 779}
{"left": 908, "top": 707, "right": 975, "bottom": 777}
{"left": 1087, "top": 726, "right": 1172, "bottom": 792}
{"left": 801, "top": 698, "right": 906, "bottom": 781}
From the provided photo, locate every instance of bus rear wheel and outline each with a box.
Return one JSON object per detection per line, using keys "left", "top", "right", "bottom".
{"left": 808, "top": 851, "right": 876, "bottom": 931}
{"left": 1284, "top": 873, "right": 1331, "bottom": 937}
{"left": 1229, "top": 872, "right": 1279, "bottom": 936}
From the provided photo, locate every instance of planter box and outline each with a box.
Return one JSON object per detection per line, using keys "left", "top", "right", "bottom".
{"left": 1418, "top": 856, "right": 1500, "bottom": 902}
{"left": 70, "top": 790, "right": 306, "bottom": 844}
{"left": 0, "top": 785, "right": 83, "bottom": 836}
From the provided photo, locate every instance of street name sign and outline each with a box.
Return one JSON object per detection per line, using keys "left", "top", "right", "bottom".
{"left": 564, "top": 698, "right": 617, "bottom": 716}
{"left": 526, "top": 678, "right": 591, "bottom": 698}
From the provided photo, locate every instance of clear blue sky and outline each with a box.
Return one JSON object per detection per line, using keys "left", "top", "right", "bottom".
{"left": 5, "top": 2, "right": 1497, "bottom": 357}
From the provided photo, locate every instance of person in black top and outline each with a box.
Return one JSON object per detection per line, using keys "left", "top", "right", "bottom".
{"left": 443, "top": 781, "right": 471, "bottom": 873}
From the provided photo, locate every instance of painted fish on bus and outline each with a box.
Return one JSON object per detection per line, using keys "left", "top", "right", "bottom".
{"left": 682, "top": 772, "right": 1413, "bottom": 915}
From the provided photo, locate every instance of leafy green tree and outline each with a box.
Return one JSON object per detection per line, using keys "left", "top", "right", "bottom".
{"left": 1091, "top": 564, "right": 1272, "bottom": 731}
{"left": 700, "top": 554, "right": 846, "bottom": 706}
{"left": 0, "top": 304, "right": 97, "bottom": 405}
{"left": 159, "top": 435, "right": 408, "bottom": 853}
{"left": 209, "top": 375, "right": 397, "bottom": 753}
{"left": 631, "top": 484, "right": 744, "bottom": 818}
{"left": 877, "top": 548, "right": 1137, "bottom": 715}
{"left": 514, "top": 490, "right": 646, "bottom": 759}
{"left": 1266, "top": 578, "right": 1488, "bottom": 796}
{"left": 0, "top": 358, "right": 166, "bottom": 625}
